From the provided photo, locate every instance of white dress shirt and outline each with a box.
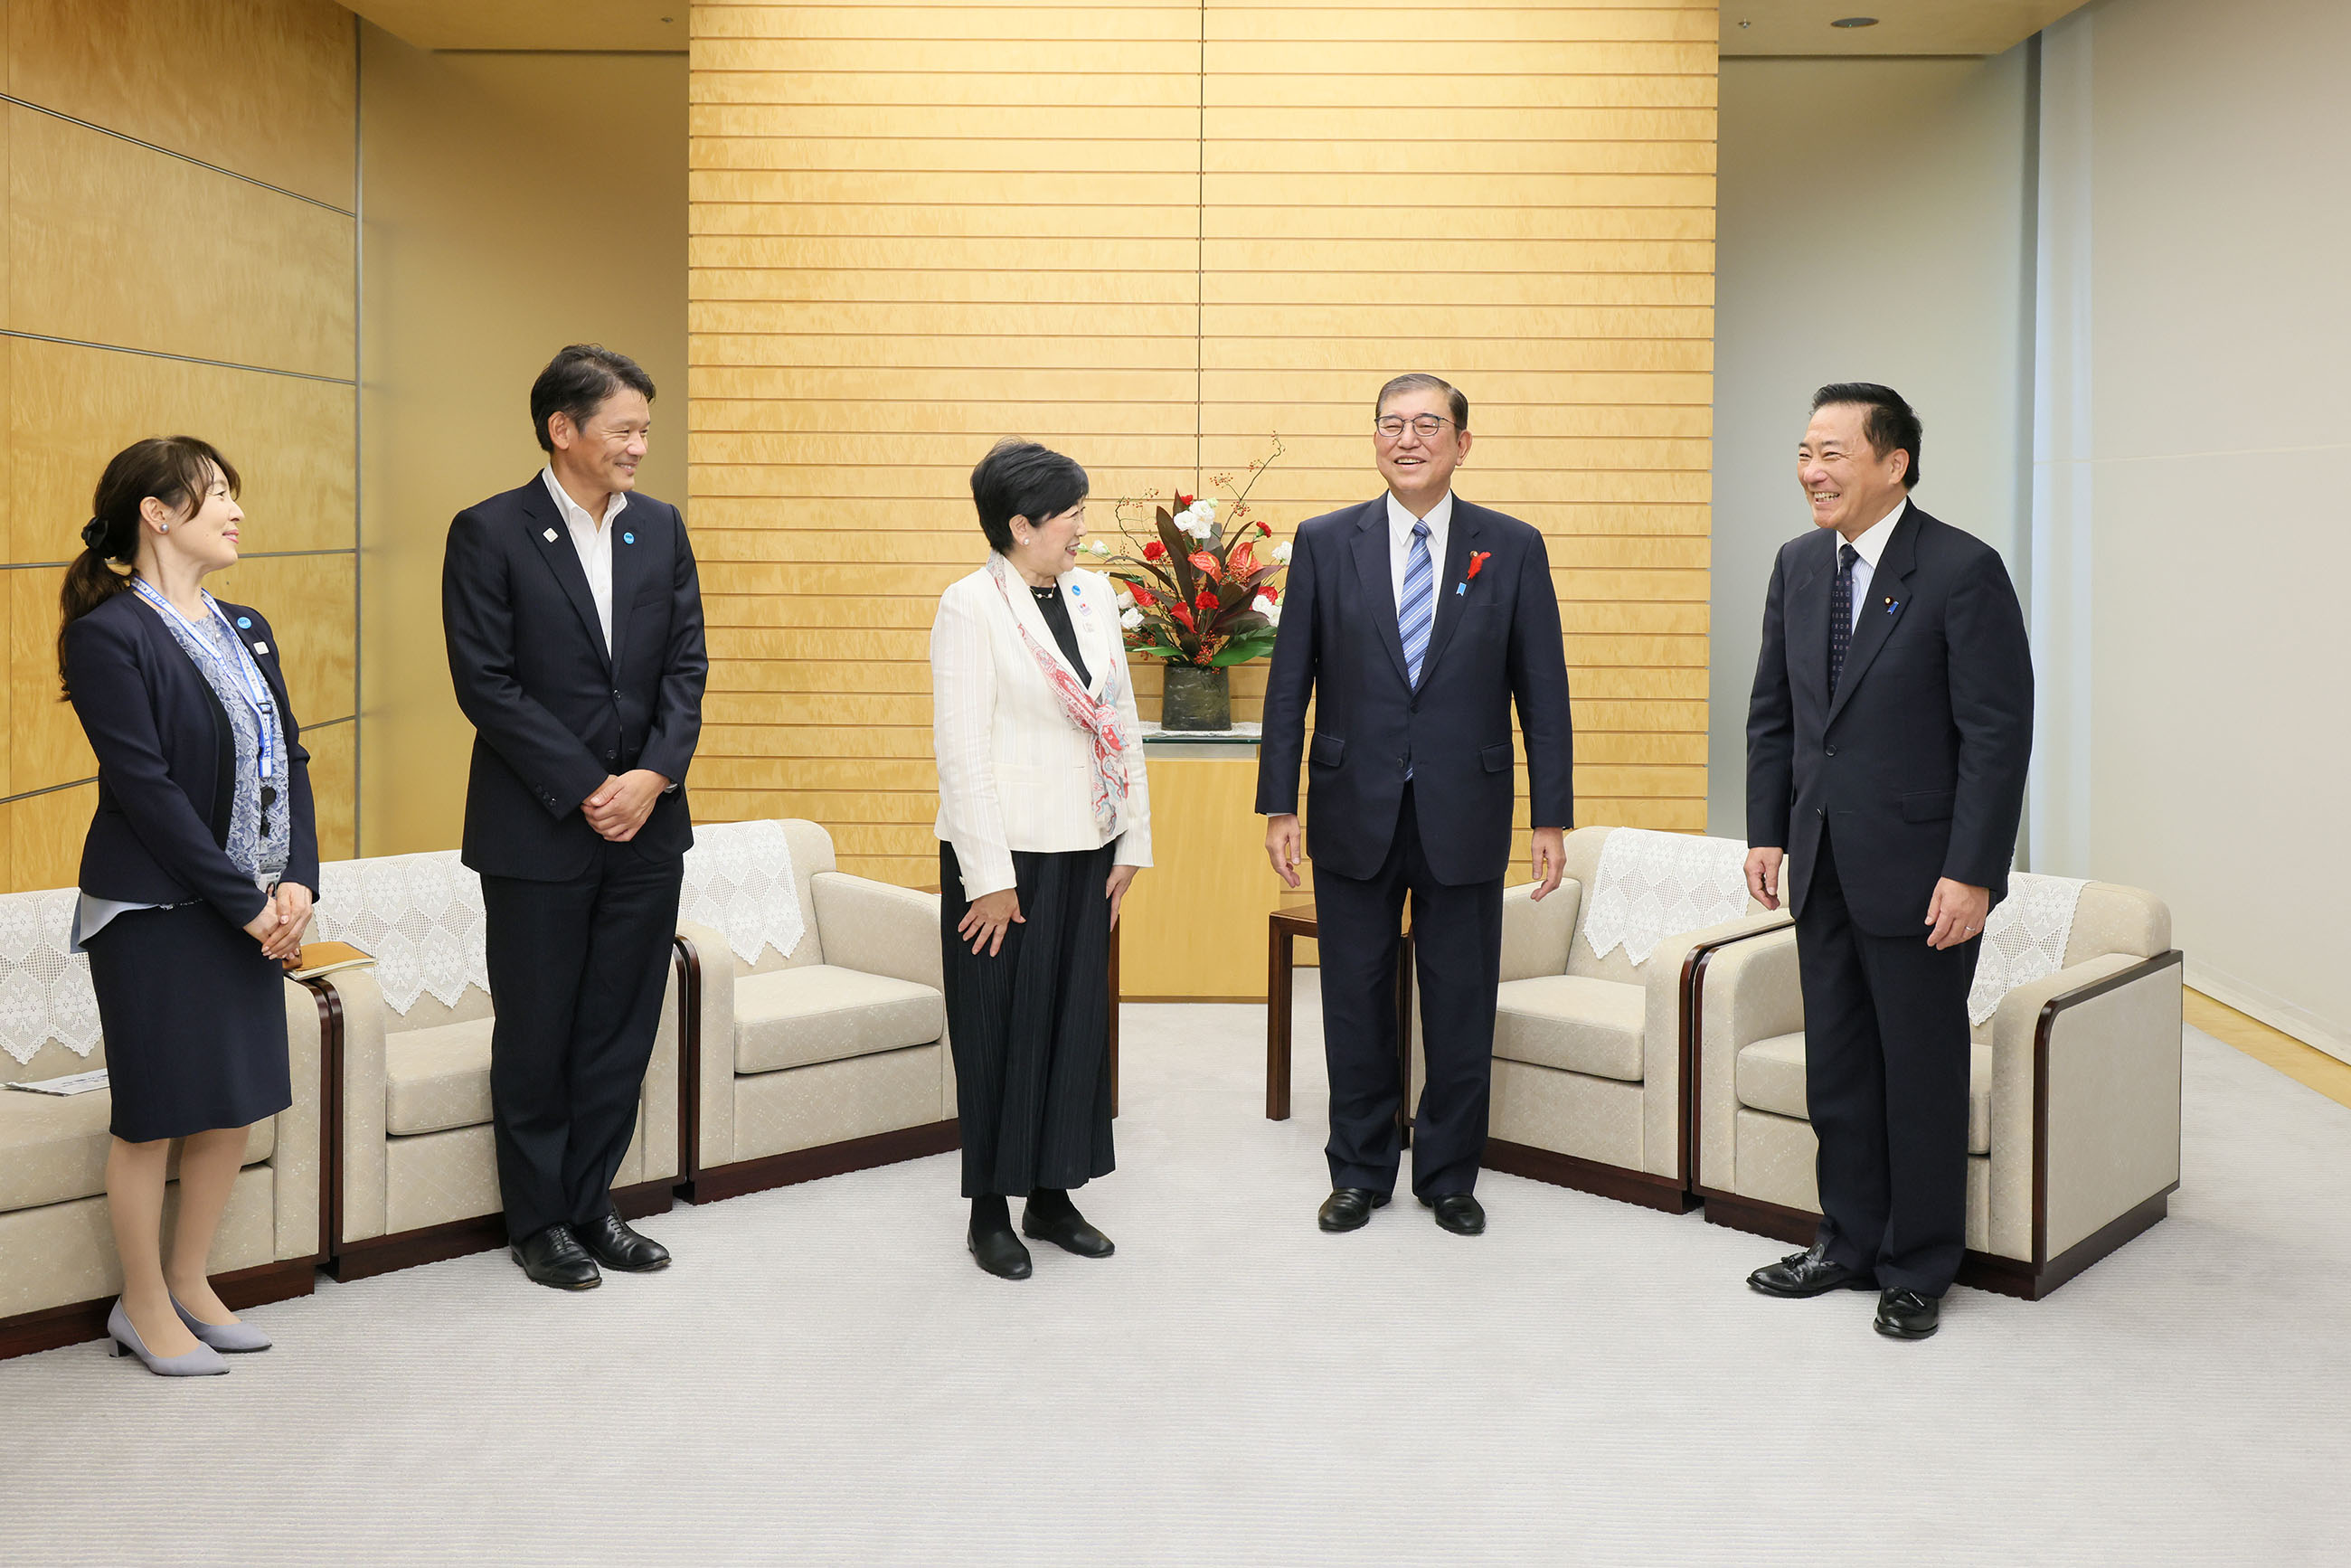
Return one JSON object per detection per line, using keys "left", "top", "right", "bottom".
{"left": 1384, "top": 489, "right": 1455, "bottom": 610}
{"left": 931, "top": 562, "right": 1153, "bottom": 900}
{"left": 541, "top": 467, "right": 628, "bottom": 652}
{"left": 1840, "top": 496, "right": 1907, "bottom": 630}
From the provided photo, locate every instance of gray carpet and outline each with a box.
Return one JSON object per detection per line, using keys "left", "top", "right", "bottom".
{"left": 6, "top": 983, "right": 2350, "bottom": 1566}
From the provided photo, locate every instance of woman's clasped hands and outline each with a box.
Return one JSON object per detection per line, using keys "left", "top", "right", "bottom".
{"left": 242, "top": 881, "right": 315, "bottom": 966}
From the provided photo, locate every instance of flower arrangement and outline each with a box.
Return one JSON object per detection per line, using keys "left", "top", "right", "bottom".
{"left": 1089, "top": 437, "right": 1291, "bottom": 670}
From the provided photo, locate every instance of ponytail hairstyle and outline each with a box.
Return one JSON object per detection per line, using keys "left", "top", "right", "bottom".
{"left": 58, "top": 436, "right": 241, "bottom": 696}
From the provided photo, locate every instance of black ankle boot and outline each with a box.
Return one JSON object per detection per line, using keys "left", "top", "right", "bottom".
{"left": 968, "top": 1196, "right": 1031, "bottom": 1280}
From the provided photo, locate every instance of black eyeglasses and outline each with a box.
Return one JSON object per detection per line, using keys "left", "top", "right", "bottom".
{"left": 260, "top": 784, "right": 278, "bottom": 836}
{"left": 1375, "top": 414, "right": 1458, "bottom": 439}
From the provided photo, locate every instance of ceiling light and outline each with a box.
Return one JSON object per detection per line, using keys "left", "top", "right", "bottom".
{"left": 1831, "top": 15, "right": 1880, "bottom": 25}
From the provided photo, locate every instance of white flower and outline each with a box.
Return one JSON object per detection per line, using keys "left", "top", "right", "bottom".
{"left": 1086, "top": 538, "right": 1110, "bottom": 557}
{"left": 1173, "top": 506, "right": 1198, "bottom": 534}
{"left": 1115, "top": 586, "right": 1135, "bottom": 609}
{"left": 1270, "top": 540, "right": 1293, "bottom": 564}
{"left": 1255, "top": 591, "right": 1282, "bottom": 628}
{"left": 1194, "top": 498, "right": 1216, "bottom": 521}
{"left": 1120, "top": 606, "right": 1144, "bottom": 630}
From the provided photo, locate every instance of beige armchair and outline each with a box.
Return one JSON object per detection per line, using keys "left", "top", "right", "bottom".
{"left": 310, "top": 852, "right": 679, "bottom": 1280}
{"left": 1454, "top": 825, "right": 1787, "bottom": 1210}
{"left": 0, "top": 888, "right": 323, "bottom": 1359}
{"left": 678, "top": 819, "right": 954, "bottom": 1203}
{"left": 1690, "top": 880, "right": 2182, "bottom": 1299}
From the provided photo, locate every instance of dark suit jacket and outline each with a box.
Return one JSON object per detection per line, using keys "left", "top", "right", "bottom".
{"left": 1745, "top": 504, "right": 2033, "bottom": 935}
{"left": 442, "top": 478, "right": 706, "bottom": 881}
{"left": 1257, "top": 496, "right": 1574, "bottom": 884}
{"left": 63, "top": 590, "right": 321, "bottom": 927}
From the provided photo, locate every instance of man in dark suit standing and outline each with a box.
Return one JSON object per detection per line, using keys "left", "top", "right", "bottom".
{"left": 1742, "top": 383, "right": 2032, "bottom": 1339}
{"left": 443, "top": 345, "right": 706, "bottom": 1289}
{"left": 1259, "top": 373, "right": 1574, "bottom": 1237}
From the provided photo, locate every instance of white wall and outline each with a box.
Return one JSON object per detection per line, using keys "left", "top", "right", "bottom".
{"left": 1711, "top": 52, "right": 2036, "bottom": 841}
{"left": 2035, "top": 0, "right": 2351, "bottom": 1055}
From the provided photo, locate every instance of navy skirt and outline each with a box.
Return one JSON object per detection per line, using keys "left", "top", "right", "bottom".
{"left": 85, "top": 902, "right": 292, "bottom": 1142}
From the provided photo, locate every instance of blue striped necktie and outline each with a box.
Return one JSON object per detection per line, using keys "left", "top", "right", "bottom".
{"left": 1399, "top": 519, "right": 1434, "bottom": 685}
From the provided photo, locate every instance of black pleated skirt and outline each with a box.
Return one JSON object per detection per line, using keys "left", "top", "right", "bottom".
{"left": 939, "top": 840, "right": 1116, "bottom": 1198}
{"left": 86, "top": 902, "right": 292, "bottom": 1143}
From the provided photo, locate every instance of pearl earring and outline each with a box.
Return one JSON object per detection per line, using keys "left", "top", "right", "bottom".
{"left": 159, "top": 524, "right": 170, "bottom": 533}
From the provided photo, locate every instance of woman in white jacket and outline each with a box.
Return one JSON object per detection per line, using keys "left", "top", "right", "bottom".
{"left": 931, "top": 439, "right": 1151, "bottom": 1280}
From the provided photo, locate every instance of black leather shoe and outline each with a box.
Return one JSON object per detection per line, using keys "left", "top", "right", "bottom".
{"left": 511, "top": 1223, "right": 600, "bottom": 1290}
{"left": 1748, "top": 1242, "right": 1877, "bottom": 1299}
{"left": 1874, "top": 1288, "right": 1941, "bottom": 1339}
{"left": 1421, "top": 1193, "right": 1487, "bottom": 1235}
{"left": 1023, "top": 1205, "right": 1114, "bottom": 1259}
{"left": 575, "top": 1213, "right": 671, "bottom": 1273}
{"left": 968, "top": 1223, "right": 1033, "bottom": 1280}
{"left": 1317, "top": 1188, "right": 1392, "bottom": 1233}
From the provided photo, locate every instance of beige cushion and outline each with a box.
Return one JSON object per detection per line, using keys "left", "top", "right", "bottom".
{"left": 1735, "top": 1032, "right": 1994, "bottom": 1157}
{"left": 735, "top": 966, "right": 945, "bottom": 1075}
{"left": 384, "top": 1018, "right": 496, "bottom": 1137}
{"left": 0, "top": 1088, "right": 277, "bottom": 1212}
{"left": 1491, "top": 975, "right": 1646, "bottom": 1082}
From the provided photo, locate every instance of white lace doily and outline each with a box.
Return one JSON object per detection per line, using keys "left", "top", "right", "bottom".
{"left": 312, "top": 851, "right": 488, "bottom": 1016}
{"left": 0, "top": 889, "right": 103, "bottom": 1065}
{"left": 680, "top": 819, "right": 805, "bottom": 966}
{"left": 1969, "top": 872, "right": 2090, "bottom": 1025}
{"left": 1581, "top": 827, "right": 1751, "bottom": 966}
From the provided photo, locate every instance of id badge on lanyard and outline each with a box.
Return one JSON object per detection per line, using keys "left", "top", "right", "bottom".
{"left": 131, "top": 580, "right": 279, "bottom": 826}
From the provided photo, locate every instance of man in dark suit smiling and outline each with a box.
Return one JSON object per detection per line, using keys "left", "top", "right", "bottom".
{"left": 442, "top": 345, "right": 706, "bottom": 1289}
{"left": 1258, "top": 373, "right": 1575, "bottom": 1237}
{"left": 1742, "top": 383, "right": 2033, "bottom": 1339}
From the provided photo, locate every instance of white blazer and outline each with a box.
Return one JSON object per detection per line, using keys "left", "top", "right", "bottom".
{"left": 931, "top": 560, "right": 1152, "bottom": 899}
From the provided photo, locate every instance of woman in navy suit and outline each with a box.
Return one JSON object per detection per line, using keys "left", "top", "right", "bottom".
{"left": 58, "top": 437, "right": 319, "bottom": 1375}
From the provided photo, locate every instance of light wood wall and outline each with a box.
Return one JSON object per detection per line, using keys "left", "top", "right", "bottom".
{"left": 0, "top": 0, "right": 359, "bottom": 892}
{"left": 690, "top": 1, "right": 1715, "bottom": 885}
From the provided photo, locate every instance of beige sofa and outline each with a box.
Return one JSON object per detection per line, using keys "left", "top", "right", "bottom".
{"left": 1691, "top": 879, "right": 2182, "bottom": 1299}
{"left": 1442, "top": 825, "right": 1786, "bottom": 1209}
{"left": 678, "top": 819, "right": 955, "bottom": 1203}
{"left": 0, "top": 888, "right": 323, "bottom": 1359}
{"left": 309, "top": 852, "right": 680, "bottom": 1280}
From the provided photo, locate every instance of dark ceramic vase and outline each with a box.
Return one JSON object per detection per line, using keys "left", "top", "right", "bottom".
{"left": 1160, "top": 664, "right": 1232, "bottom": 732}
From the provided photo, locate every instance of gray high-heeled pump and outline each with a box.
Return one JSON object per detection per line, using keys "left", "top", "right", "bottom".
{"left": 171, "top": 1293, "right": 272, "bottom": 1353}
{"left": 107, "top": 1299, "right": 229, "bottom": 1376}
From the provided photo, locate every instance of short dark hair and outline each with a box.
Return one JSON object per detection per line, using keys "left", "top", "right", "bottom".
{"left": 530, "top": 345, "right": 656, "bottom": 454}
{"left": 1376, "top": 373, "right": 1469, "bottom": 432}
{"left": 970, "top": 439, "right": 1088, "bottom": 554}
{"left": 1811, "top": 383, "right": 1921, "bottom": 489}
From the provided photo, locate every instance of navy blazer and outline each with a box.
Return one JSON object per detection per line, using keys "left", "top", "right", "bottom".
{"left": 1257, "top": 496, "right": 1575, "bottom": 885}
{"left": 63, "top": 589, "right": 321, "bottom": 928}
{"left": 1745, "top": 505, "right": 2034, "bottom": 935}
{"left": 441, "top": 478, "right": 706, "bottom": 881}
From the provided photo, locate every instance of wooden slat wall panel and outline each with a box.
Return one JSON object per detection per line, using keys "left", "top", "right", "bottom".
{"left": 691, "top": 2, "right": 1201, "bottom": 882}
{"left": 692, "top": 0, "right": 1715, "bottom": 882}
{"left": 1202, "top": 1, "right": 1715, "bottom": 870}
{"left": 1, "top": 3, "right": 356, "bottom": 893}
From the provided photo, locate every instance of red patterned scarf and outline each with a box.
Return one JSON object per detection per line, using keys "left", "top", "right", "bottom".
{"left": 987, "top": 556, "right": 1129, "bottom": 839}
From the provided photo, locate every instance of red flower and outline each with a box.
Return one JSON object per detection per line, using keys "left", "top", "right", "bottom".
{"left": 1226, "top": 542, "right": 1258, "bottom": 577}
{"left": 1176, "top": 493, "right": 1194, "bottom": 510}
{"left": 1259, "top": 584, "right": 1280, "bottom": 604}
{"left": 1187, "top": 550, "right": 1220, "bottom": 581}
{"left": 1142, "top": 540, "right": 1166, "bottom": 562}
{"left": 1169, "top": 601, "right": 1195, "bottom": 632}
{"left": 1128, "top": 583, "right": 1157, "bottom": 608}
{"left": 1465, "top": 551, "right": 1492, "bottom": 582}
{"left": 1194, "top": 589, "right": 1216, "bottom": 613}
{"left": 1256, "top": 520, "right": 1271, "bottom": 537}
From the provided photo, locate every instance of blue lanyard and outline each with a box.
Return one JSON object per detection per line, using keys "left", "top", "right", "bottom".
{"left": 130, "top": 578, "right": 277, "bottom": 781}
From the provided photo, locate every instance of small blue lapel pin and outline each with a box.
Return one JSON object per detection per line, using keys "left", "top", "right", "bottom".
{"left": 622, "top": 532, "right": 635, "bottom": 544}
{"left": 1455, "top": 582, "right": 1467, "bottom": 596}
{"left": 236, "top": 616, "right": 252, "bottom": 628}
{"left": 1884, "top": 596, "right": 1900, "bottom": 615}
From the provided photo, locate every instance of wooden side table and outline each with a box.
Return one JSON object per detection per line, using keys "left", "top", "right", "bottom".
{"left": 1265, "top": 903, "right": 1415, "bottom": 1145}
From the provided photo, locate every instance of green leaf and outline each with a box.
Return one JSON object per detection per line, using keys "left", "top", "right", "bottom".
{"left": 1209, "top": 632, "right": 1279, "bottom": 666}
